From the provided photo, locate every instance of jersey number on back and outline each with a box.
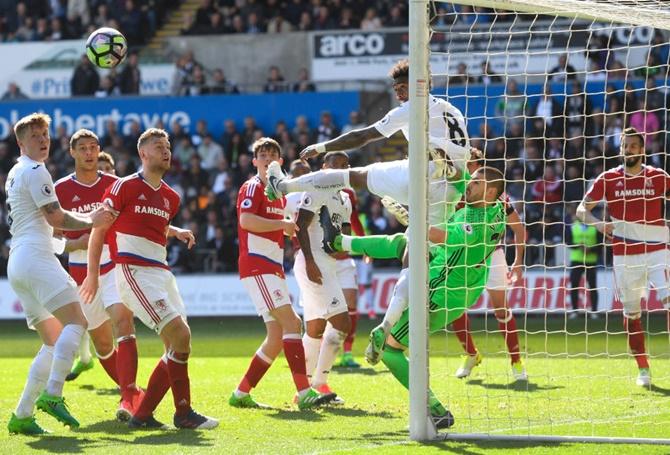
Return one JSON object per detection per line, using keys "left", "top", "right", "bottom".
{"left": 443, "top": 112, "right": 467, "bottom": 147}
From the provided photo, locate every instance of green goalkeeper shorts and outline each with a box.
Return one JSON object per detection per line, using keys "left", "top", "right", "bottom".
{"left": 389, "top": 272, "right": 487, "bottom": 348}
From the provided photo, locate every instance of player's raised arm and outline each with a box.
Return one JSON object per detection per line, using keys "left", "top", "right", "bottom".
{"left": 300, "top": 125, "right": 384, "bottom": 160}
{"left": 295, "top": 208, "right": 322, "bottom": 284}
{"left": 240, "top": 212, "right": 298, "bottom": 237}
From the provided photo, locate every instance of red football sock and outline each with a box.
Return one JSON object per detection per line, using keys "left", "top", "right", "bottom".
{"left": 134, "top": 357, "right": 170, "bottom": 420}
{"left": 117, "top": 336, "right": 138, "bottom": 401}
{"left": 238, "top": 351, "right": 273, "bottom": 393}
{"left": 343, "top": 310, "right": 358, "bottom": 353}
{"left": 283, "top": 335, "right": 310, "bottom": 392}
{"left": 452, "top": 313, "right": 477, "bottom": 356}
{"left": 167, "top": 352, "right": 191, "bottom": 417}
{"left": 624, "top": 317, "right": 649, "bottom": 369}
{"left": 97, "top": 349, "right": 119, "bottom": 385}
{"left": 497, "top": 311, "right": 521, "bottom": 364}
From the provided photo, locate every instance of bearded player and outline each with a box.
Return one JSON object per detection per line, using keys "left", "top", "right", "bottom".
{"left": 577, "top": 127, "right": 670, "bottom": 387}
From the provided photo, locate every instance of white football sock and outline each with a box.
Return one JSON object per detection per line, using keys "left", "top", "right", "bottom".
{"left": 46, "top": 324, "right": 85, "bottom": 396}
{"left": 302, "top": 334, "right": 321, "bottom": 380}
{"left": 280, "top": 169, "right": 350, "bottom": 193}
{"left": 312, "top": 326, "right": 346, "bottom": 387}
{"left": 15, "top": 344, "right": 54, "bottom": 418}
{"left": 78, "top": 331, "right": 92, "bottom": 364}
{"left": 382, "top": 268, "right": 409, "bottom": 331}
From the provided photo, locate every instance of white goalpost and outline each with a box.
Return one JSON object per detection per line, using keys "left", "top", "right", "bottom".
{"left": 408, "top": 0, "right": 670, "bottom": 444}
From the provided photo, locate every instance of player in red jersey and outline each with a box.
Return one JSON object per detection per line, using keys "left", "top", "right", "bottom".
{"left": 229, "top": 138, "right": 335, "bottom": 410}
{"left": 578, "top": 127, "right": 670, "bottom": 387}
{"left": 450, "top": 151, "right": 527, "bottom": 381}
{"left": 81, "top": 128, "right": 218, "bottom": 429}
{"left": 97, "top": 151, "right": 116, "bottom": 175}
{"left": 54, "top": 130, "right": 142, "bottom": 420}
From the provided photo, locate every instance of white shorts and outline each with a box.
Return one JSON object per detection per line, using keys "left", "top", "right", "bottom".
{"left": 486, "top": 248, "right": 508, "bottom": 291}
{"left": 79, "top": 271, "right": 121, "bottom": 330}
{"left": 365, "top": 159, "right": 459, "bottom": 225}
{"left": 241, "top": 273, "right": 292, "bottom": 320}
{"left": 613, "top": 249, "right": 670, "bottom": 317}
{"left": 336, "top": 258, "right": 357, "bottom": 290}
{"left": 115, "top": 264, "right": 186, "bottom": 334}
{"left": 294, "top": 251, "right": 348, "bottom": 322}
{"left": 8, "top": 245, "right": 79, "bottom": 328}
{"left": 355, "top": 258, "right": 373, "bottom": 286}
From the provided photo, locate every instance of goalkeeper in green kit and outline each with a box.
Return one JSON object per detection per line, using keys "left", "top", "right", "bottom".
{"left": 320, "top": 166, "right": 507, "bottom": 429}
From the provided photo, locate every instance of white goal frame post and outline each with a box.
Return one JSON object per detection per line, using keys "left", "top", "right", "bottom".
{"left": 407, "top": 0, "right": 670, "bottom": 444}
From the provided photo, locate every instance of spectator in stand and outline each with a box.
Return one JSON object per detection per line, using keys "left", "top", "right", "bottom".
{"left": 292, "top": 67, "right": 316, "bottom": 93}
{"left": 477, "top": 60, "right": 502, "bottom": 85}
{"left": 297, "top": 11, "right": 312, "bottom": 31}
{"left": 337, "top": 7, "right": 356, "bottom": 29}
{"left": 549, "top": 53, "right": 577, "bottom": 81}
{"left": 623, "top": 82, "right": 638, "bottom": 114}
{"left": 93, "top": 3, "right": 111, "bottom": 28}
{"left": 194, "top": 0, "right": 217, "bottom": 30}
{"left": 644, "top": 78, "right": 664, "bottom": 111}
{"left": 496, "top": 79, "right": 525, "bottom": 134}
{"left": 191, "top": 119, "right": 209, "bottom": 146}
{"left": 71, "top": 54, "right": 100, "bottom": 96}
{"left": 267, "top": 13, "right": 293, "bottom": 33}
{"left": 198, "top": 134, "right": 225, "bottom": 170}
{"left": 173, "top": 137, "right": 197, "bottom": 169}
{"left": 118, "top": 0, "right": 143, "bottom": 46}
{"left": 528, "top": 83, "right": 562, "bottom": 138}
{"left": 242, "top": 116, "right": 261, "bottom": 146}
{"left": 94, "top": 75, "right": 119, "bottom": 97}
{"left": 205, "top": 68, "right": 240, "bottom": 94}
{"left": 293, "top": 115, "right": 312, "bottom": 140}
{"left": 246, "top": 12, "right": 263, "bottom": 34}
{"left": 211, "top": 157, "right": 231, "bottom": 195}
{"left": 532, "top": 165, "right": 563, "bottom": 205}
{"left": 1, "top": 82, "right": 28, "bottom": 100}
{"left": 316, "top": 111, "right": 338, "bottom": 143}
{"left": 449, "top": 63, "right": 474, "bottom": 85}
{"left": 118, "top": 50, "right": 141, "bottom": 95}
{"left": 342, "top": 111, "right": 366, "bottom": 134}
{"left": 634, "top": 52, "right": 664, "bottom": 80}
{"left": 385, "top": 5, "right": 407, "bottom": 27}
{"left": 628, "top": 98, "right": 660, "bottom": 143}
{"left": 563, "top": 81, "right": 592, "bottom": 136}
{"left": 651, "top": 30, "right": 670, "bottom": 68}
{"left": 263, "top": 65, "right": 287, "bottom": 93}
{"left": 361, "top": 7, "right": 382, "bottom": 30}
{"left": 313, "top": 5, "right": 334, "bottom": 30}
{"left": 203, "top": 11, "right": 227, "bottom": 35}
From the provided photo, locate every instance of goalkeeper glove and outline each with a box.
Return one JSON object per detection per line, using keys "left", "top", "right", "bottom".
{"left": 381, "top": 196, "right": 409, "bottom": 226}
{"left": 428, "top": 147, "right": 457, "bottom": 180}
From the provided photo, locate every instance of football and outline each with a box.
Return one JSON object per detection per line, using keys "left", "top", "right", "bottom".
{"left": 85, "top": 27, "right": 128, "bottom": 69}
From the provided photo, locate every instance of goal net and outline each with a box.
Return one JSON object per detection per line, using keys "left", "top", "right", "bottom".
{"left": 407, "top": 0, "right": 670, "bottom": 443}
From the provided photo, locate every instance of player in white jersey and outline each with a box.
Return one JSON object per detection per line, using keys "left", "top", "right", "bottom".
{"left": 264, "top": 59, "right": 471, "bottom": 227}
{"left": 294, "top": 152, "right": 353, "bottom": 403}
{"left": 6, "top": 114, "right": 113, "bottom": 435}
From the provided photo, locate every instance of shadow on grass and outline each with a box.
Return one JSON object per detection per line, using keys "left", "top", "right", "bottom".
{"left": 313, "top": 430, "right": 407, "bottom": 445}
{"left": 26, "top": 435, "right": 96, "bottom": 453}
{"left": 77, "top": 384, "right": 119, "bottom": 396}
{"left": 75, "top": 419, "right": 131, "bottom": 435}
{"left": 321, "top": 406, "right": 396, "bottom": 418}
{"left": 332, "top": 367, "right": 384, "bottom": 376}
{"left": 266, "top": 408, "right": 326, "bottom": 422}
{"left": 648, "top": 384, "right": 670, "bottom": 396}
{"left": 426, "top": 439, "right": 570, "bottom": 453}
{"left": 465, "top": 379, "right": 564, "bottom": 392}
{"left": 131, "top": 431, "right": 214, "bottom": 448}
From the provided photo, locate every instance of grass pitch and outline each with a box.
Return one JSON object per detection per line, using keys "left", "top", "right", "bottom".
{"left": 1, "top": 315, "right": 669, "bottom": 454}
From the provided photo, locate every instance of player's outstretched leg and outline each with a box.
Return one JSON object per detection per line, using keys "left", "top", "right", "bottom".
{"left": 624, "top": 316, "right": 651, "bottom": 387}
{"left": 129, "top": 355, "right": 170, "bottom": 430}
{"left": 337, "top": 305, "right": 360, "bottom": 368}
{"left": 492, "top": 305, "right": 526, "bottom": 381}
{"left": 65, "top": 331, "right": 94, "bottom": 381}
{"left": 266, "top": 161, "right": 353, "bottom": 201}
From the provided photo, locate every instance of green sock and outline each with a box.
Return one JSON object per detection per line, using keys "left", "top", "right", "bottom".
{"left": 381, "top": 346, "right": 410, "bottom": 389}
{"left": 349, "top": 233, "right": 407, "bottom": 260}
{"left": 334, "top": 234, "right": 343, "bottom": 251}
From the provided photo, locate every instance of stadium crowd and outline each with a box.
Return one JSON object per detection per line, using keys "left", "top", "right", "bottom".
{"left": 0, "top": 0, "right": 179, "bottom": 45}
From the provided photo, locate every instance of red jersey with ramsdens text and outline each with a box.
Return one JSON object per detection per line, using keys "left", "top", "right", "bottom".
{"left": 237, "top": 175, "right": 286, "bottom": 278}
{"left": 586, "top": 164, "right": 670, "bottom": 255}
{"left": 55, "top": 171, "right": 117, "bottom": 284}
{"left": 103, "top": 173, "right": 180, "bottom": 269}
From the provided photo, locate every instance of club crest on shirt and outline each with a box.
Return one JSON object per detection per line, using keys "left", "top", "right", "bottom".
{"left": 463, "top": 223, "right": 473, "bottom": 235}
{"left": 41, "top": 184, "right": 52, "bottom": 197}
{"left": 155, "top": 299, "right": 168, "bottom": 312}
{"left": 273, "top": 289, "right": 284, "bottom": 301}
{"left": 331, "top": 297, "right": 339, "bottom": 306}
{"left": 241, "top": 198, "right": 252, "bottom": 209}
{"left": 163, "top": 197, "right": 170, "bottom": 211}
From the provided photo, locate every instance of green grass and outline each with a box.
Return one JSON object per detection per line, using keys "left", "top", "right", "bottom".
{"left": 1, "top": 316, "right": 669, "bottom": 454}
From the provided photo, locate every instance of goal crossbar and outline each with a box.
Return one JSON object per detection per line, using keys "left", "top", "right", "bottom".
{"left": 443, "top": 0, "right": 670, "bottom": 30}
